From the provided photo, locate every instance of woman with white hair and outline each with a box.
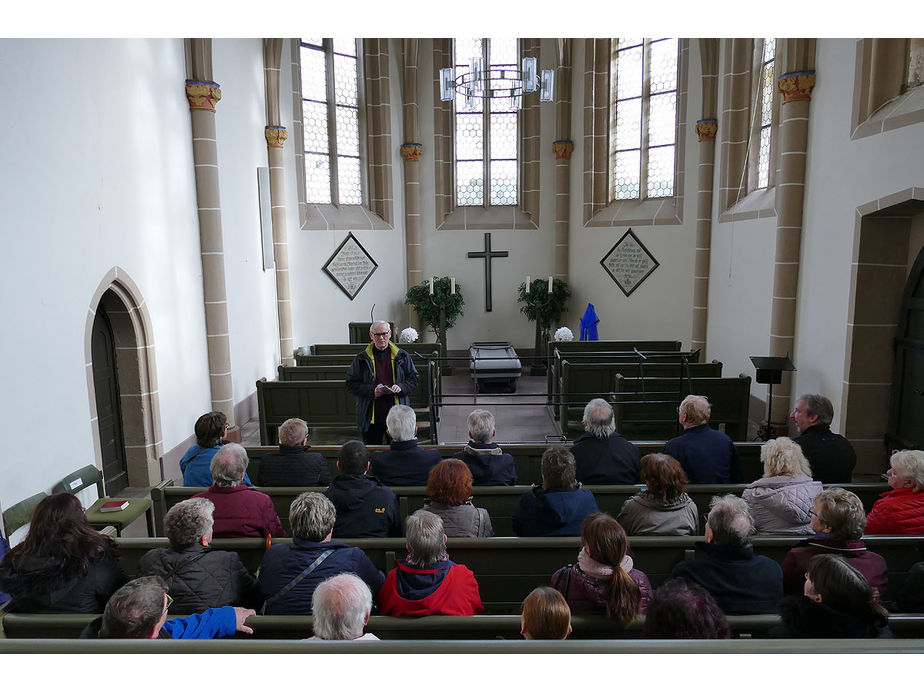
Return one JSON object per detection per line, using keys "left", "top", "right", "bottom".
{"left": 742, "top": 437, "right": 823, "bottom": 534}
{"left": 865, "top": 450, "right": 924, "bottom": 534}
{"left": 377, "top": 510, "right": 483, "bottom": 616}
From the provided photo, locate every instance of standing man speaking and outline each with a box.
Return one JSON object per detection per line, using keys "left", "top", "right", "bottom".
{"left": 346, "top": 321, "right": 420, "bottom": 445}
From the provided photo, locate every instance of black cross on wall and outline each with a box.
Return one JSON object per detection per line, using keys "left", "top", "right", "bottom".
{"left": 466, "top": 232, "right": 509, "bottom": 312}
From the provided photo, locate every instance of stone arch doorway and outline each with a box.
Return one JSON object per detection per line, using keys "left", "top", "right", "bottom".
{"left": 843, "top": 193, "right": 924, "bottom": 477}
{"left": 86, "top": 269, "right": 163, "bottom": 488}
{"left": 888, "top": 241, "right": 924, "bottom": 451}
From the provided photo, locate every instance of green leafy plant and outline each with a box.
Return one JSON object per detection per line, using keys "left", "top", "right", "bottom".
{"left": 405, "top": 277, "right": 465, "bottom": 332}
{"left": 516, "top": 278, "right": 571, "bottom": 328}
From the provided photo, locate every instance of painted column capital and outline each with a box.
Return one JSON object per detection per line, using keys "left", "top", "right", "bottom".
{"left": 265, "top": 126, "right": 288, "bottom": 148}
{"left": 696, "top": 119, "right": 718, "bottom": 141}
{"left": 401, "top": 143, "right": 423, "bottom": 161}
{"left": 778, "top": 71, "right": 816, "bottom": 104}
{"left": 552, "top": 140, "right": 574, "bottom": 159}
{"left": 185, "top": 80, "right": 222, "bottom": 111}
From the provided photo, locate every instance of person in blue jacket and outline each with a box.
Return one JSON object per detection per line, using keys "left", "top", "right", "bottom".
{"left": 513, "top": 446, "right": 599, "bottom": 536}
{"left": 180, "top": 411, "right": 252, "bottom": 487}
{"left": 85, "top": 575, "right": 255, "bottom": 639}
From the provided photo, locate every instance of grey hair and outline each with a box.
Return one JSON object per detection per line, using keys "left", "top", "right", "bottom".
{"left": 370, "top": 320, "right": 391, "bottom": 336}
{"left": 163, "top": 498, "right": 214, "bottom": 548}
{"left": 760, "top": 436, "right": 812, "bottom": 478}
{"left": 679, "top": 395, "right": 711, "bottom": 425}
{"left": 311, "top": 573, "right": 372, "bottom": 640}
{"left": 814, "top": 487, "right": 866, "bottom": 541}
{"left": 706, "top": 494, "right": 754, "bottom": 547}
{"left": 100, "top": 576, "right": 167, "bottom": 639}
{"left": 278, "top": 418, "right": 309, "bottom": 447}
{"left": 798, "top": 394, "right": 834, "bottom": 426}
{"left": 386, "top": 404, "right": 417, "bottom": 442}
{"left": 405, "top": 510, "right": 447, "bottom": 567}
{"left": 467, "top": 409, "right": 496, "bottom": 443}
{"left": 583, "top": 398, "right": 616, "bottom": 439}
{"left": 890, "top": 450, "right": 924, "bottom": 491}
{"left": 210, "top": 443, "right": 249, "bottom": 487}
{"left": 289, "top": 492, "right": 336, "bottom": 541}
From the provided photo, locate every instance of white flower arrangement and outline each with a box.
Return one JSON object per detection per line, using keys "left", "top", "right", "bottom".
{"left": 398, "top": 327, "right": 419, "bottom": 344}
{"left": 554, "top": 326, "right": 574, "bottom": 342}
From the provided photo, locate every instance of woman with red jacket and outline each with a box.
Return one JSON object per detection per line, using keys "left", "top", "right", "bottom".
{"left": 865, "top": 450, "right": 924, "bottom": 535}
{"left": 377, "top": 510, "right": 483, "bottom": 616}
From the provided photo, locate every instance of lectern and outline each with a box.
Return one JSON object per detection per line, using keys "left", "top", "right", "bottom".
{"left": 749, "top": 355, "right": 796, "bottom": 440}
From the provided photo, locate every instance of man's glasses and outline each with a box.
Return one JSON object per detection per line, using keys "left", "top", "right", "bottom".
{"left": 372, "top": 332, "right": 390, "bottom": 338}
{"left": 163, "top": 593, "right": 174, "bottom": 615}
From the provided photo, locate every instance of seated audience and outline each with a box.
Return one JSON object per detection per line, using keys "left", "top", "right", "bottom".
{"left": 306, "top": 573, "right": 378, "bottom": 641}
{"left": 258, "top": 492, "right": 384, "bottom": 615}
{"left": 138, "top": 498, "right": 258, "bottom": 612}
{"left": 180, "top": 411, "right": 252, "bottom": 487}
{"left": 669, "top": 494, "right": 783, "bottom": 614}
{"left": 377, "top": 510, "right": 483, "bottom": 616}
{"left": 643, "top": 578, "right": 732, "bottom": 640}
{"left": 325, "top": 440, "right": 401, "bottom": 538}
{"left": 423, "top": 458, "right": 494, "bottom": 537}
{"left": 551, "top": 513, "right": 651, "bottom": 622}
{"left": 742, "top": 437, "right": 823, "bottom": 534}
{"left": 454, "top": 409, "right": 517, "bottom": 485}
{"left": 521, "top": 586, "right": 572, "bottom": 640}
{"left": 663, "top": 395, "right": 741, "bottom": 483}
{"left": 193, "top": 443, "right": 285, "bottom": 538}
{"left": 369, "top": 405, "right": 441, "bottom": 485}
{"left": 617, "top": 453, "right": 698, "bottom": 535}
{"left": 0, "top": 493, "right": 126, "bottom": 613}
{"left": 780, "top": 487, "right": 888, "bottom": 598}
{"left": 570, "top": 398, "right": 640, "bottom": 485}
{"left": 897, "top": 561, "right": 924, "bottom": 613}
{"left": 257, "top": 417, "right": 330, "bottom": 487}
{"left": 865, "top": 449, "right": 924, "bottom": 535}
{"left": 773, "top": 554, "right": 890, "bottom": 638}
{"left": 513, "top": 446, "right": 600, "bottom": 537}
{"left": 791, "top": 393, "right": 856, "bottom": 483}
{"left": 84, "top": 576, "right": 255, "bottom": 639}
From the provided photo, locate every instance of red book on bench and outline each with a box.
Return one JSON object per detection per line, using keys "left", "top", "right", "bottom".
{"left": 99, "top": 500, "right": 130, "bottom": 512}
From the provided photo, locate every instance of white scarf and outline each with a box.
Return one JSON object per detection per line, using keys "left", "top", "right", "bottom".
{"left": 577, "top": 547, "right": 634, "bottom": 578}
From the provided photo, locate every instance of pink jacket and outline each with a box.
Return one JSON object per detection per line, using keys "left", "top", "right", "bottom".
{"left": 865, "top": 488, "right": 924, "bottom": 535}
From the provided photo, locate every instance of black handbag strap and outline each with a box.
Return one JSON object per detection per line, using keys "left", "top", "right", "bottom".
{"left": 262, "top": 549, "right": 334, "bottom": 614}
{"left": 553, "top": 563, "right": 573, "bottom": 598}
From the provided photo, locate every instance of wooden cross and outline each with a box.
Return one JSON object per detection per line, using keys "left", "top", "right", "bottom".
{"left": 467, "top": 232, "right": 509, "bottom": 312}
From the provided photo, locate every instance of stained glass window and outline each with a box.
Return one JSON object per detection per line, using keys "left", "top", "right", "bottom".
{"left": 453, "top": 38, "right": 519, "bottom": 207}
{"left": 300, "top": 38, "right": 363, "bottom": 206}
{"left": 609, "top": 38, "right": 678, "bottom": 201}
{"left": 756, "top": 39, "right": 776, "bottom": 189}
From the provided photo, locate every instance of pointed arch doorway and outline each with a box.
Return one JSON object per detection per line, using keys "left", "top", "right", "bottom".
{"left": 888, "top": 240, "right": 924, "bottom": 451}
{"left": 91, "top": 304, "right": 128, "bottom": 493}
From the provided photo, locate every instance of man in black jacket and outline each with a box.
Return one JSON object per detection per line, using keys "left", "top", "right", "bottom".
{"left": 791, "top": 393, "right": 857, "bottom": 483}
{"left": 570, "top": 398, "right": 640, "bottom": 484}
{"left": 325, "top": 440, "right": 402, "bottom": 538}
{"left": 369, "top": 405, "right": 441, "bottom": 485}
{"left": 258, "top": 417, "right": 331, "bottom": 486}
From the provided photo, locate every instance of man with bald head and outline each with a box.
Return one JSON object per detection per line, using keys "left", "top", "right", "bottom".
{"left": 346, "top": 320, "right": 420, "bottom": 445}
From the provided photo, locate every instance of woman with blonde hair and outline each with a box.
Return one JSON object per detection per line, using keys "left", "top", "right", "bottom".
{"left": 865, "top": 450, "right": 924, "bottom": 534}
{"left": 742, "top": 437, "right": 823, "bottom": 534}
{"left": 550, "top": 513, "right": 651, "bottom": 623}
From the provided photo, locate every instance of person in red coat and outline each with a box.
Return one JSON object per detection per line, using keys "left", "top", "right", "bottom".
{"left": 377, "top": 510, "right": 483, "bottom": 616}
{"left": 865, "top": 450, "right": 924, "bottom": 535}
{"left": 193, "top": 443, "right": 285, "bottom": 539}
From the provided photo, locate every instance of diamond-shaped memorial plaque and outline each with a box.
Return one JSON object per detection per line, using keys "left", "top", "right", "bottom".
{"left": 322, "top": 232, "right": 378, "bottom": 300}
{"left": 600, "top": 228, "right": 659, "bottom": 297}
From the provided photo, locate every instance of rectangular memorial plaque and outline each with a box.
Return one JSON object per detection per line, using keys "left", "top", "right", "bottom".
{"left": 322, "top": 232, "right": 378, "bottom": 300}
{"left": 600, "top": 228, "right": 659, "bottom": 297}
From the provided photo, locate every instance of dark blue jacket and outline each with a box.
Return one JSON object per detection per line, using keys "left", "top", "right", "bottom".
{"left": 512, "top": 486, "right": 600, "bottom": 536}
{"left": 670, "top": 541, "right": 783, "bottom": 615}
{"left": 570, "top": 432, "right": 641, "bottom": 485}
{"left": 369, "top": 439, "right": 442, "bottom": 486}
{"left": 663, "top": 424, "right": 742, "bottom": 484}
{"left": 325, "top": 475, "right": 403, "bottom": 538}
{"left": 345, "top": 342, "right": 419, "bottom": 432}
{"left": 180, "top": 443, "right": 252, "bottom": 487}
{"left": 793, "top": 424, "right": 857, "bottom": 484}
{"left": 258, "top": 445, "right": 331, "bottom": 487}
{"left": 455, "top": 443, "right": 517, "bottom": 486}
{"left": 257, "top": 538, "right": 385, "bottom": 615}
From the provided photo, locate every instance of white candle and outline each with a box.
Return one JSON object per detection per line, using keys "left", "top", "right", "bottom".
{"left": 526, "top": 275, "right": 530, "bottom": 287}
{"left": 451, "top": 277, "right": 456, "bottom": 295}
{"left": 548, "top": 276, "right": 553, "bottom": 294}
{"left": 429, "top": 277, "right": 434, "bottom": 295}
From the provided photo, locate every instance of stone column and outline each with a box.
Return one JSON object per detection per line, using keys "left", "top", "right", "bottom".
{"left": 769, "top": 68, "right": 817, "bottom": 426}
{"left": 553, "top": 39, "right": 573, "bottom": 282}
{"left": 185, "top": 39, "right": 235, "bottom": 425}
{"left": 402, "top": 39, "right": 423, "bottom": 330}
{"left": 263, "top": 39, "right": 295, "bottom": 366}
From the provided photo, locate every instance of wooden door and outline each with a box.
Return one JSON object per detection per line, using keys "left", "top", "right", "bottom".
{"left": 91, "top": 308, "right": 128, "bottom": 493}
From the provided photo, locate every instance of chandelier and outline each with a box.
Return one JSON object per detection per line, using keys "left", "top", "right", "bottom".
{"left": 440, "top": 56, "right": 554, "bottom": 110}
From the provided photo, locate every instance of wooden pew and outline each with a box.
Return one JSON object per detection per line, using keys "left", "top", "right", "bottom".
{"left": 309, "top": 342, "right": 441, "bottom": 356}
{"left": 611, "top": 374, "right": 752, "bottom": 441}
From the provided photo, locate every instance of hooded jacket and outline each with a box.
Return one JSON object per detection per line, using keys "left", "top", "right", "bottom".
{"left": 137, "top": 545, "right": 259, "bottom": 612}
{"left": 324, "top": 474, "right": 402, "bottom": 538}
{"left": 742, "top": 474, "right": 823, "bottom": 534}
{"left": 864, "top": 487, "right": 924, "bottom": 535}
{"left": 512, "top": 486, "right": 600, "bottom": 536}
{"left": 257, "top": 445, "right": 331, "bottom": 487}
{"left": 0, "top": 552, "right": 126, "bottom": 613}
{"left": 780, "top": 536, "right": 889, "bottom": 599}
{"left": 345, "top": 341, "right": 419, "bottom": 432}
{"left": 454, "top": 442, "right": 517, "bottom": 486}
{"left": 616, "top": 492, "right": 698, "bottom": 536}
{"left": 377, "top": 559, "right": 483, "bottom": 616}
{"left": 192, "top": 485, "right": 285, "bottom": 539}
